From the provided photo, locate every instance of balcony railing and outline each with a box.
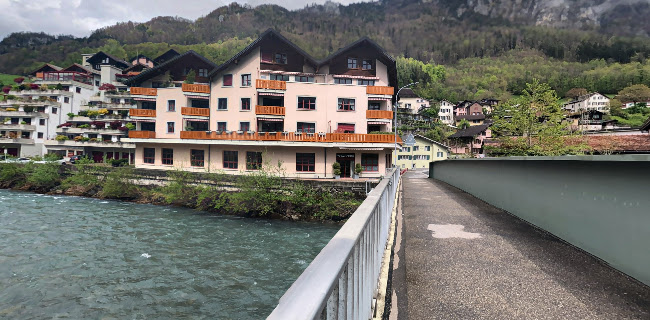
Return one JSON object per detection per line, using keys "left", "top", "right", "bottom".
{"left": 255, "top": 105, "right": 285, "bottom": 116}
{"left": 366, "top": 110, "right": 393, "bottom": 119}
{"left": 130, "top": 87, "right": 158, "bottom": 96}
{"left": 181, "top": 83, "right": 210, "bottom": 94}
{"left": 128, "top": 131, "right": 156, "bottom": 139}
{"left": 366, "top": 86, "right": 395, "bottom": 95}
{"left": 180, "top": 131, "right": 402, "bottom": 143}
{"left": 256, "top": 79, "right": 287, "bottom": 90}
{"left": 181, "top": 107, "right": 210, "bottom": 117}
{"left": 129, "top": 109, "right": 156, "bottom": 117}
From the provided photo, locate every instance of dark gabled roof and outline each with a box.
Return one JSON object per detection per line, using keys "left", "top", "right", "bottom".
{"left": 28, "top": 63, "right": 62, "bottom": 76}
{"left": 449, "top": 124, "right": 490, "bottom": 138}
{"left": 130, "top": 54, "right": 154, "bottom": 63}
{"left": 565, "top": 92, "right": 607, "bottom": 105}
{"left": 124, "top": 50, "right": 218, "bottom": 86}
{"left": 398, "top": 88, "right": 418, "bottom": 98}
{"left": 318, "top": 36, "right": 397, "bottom": 87}
{"left": 61, "top": 63, "right": 99, "bottom": 74}
{"left": 455, "top": 114, "right": 486, "bottom": 121}
{"left": 86, "top": 51, "right": 130, "bottom": 69}
{"left": 414, "top": 134, "right": 449, "bottom": 149}
{"left": 208, "top": 29, "right": 318, "bottom": 77}
{"left": 123, "top": 63, "right": 150, "bottom": 73}
{"left": 641, "top": 116, "right": 650, "bottom": 131}
{"left": 154, "top": 49, "right": 181, "bottom": 64}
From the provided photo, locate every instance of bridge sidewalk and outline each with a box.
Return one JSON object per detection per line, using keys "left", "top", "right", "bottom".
{"left": 395, "top": 170, "right": 649, "bottom": 319}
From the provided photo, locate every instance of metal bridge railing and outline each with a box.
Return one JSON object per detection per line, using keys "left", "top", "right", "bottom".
{"left": 268, "top": 168, "right": 400, "bottom": 320}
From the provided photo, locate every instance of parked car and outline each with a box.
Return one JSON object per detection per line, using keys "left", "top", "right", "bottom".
{"left": 69, "top": 155, "right": 89, "bottom": 164}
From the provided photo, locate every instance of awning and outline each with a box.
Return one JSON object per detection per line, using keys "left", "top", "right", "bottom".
{"left": 133, "top": 119, "right": 156, "bottom": 122}
{"left": 186, "top": 119, "right": 209, "bottom": 122}
{"left": 339, "top": 147, "right": 385, "bottom": 151}
{"left": 257, "top": 118, "right": 284, "bottom": 122}
{"left": 261, "top": 70, "right": 315, "bottom": 76}
{"left": 367, "top": 121, "right": 390, "bottom": 125}
{"left": 368, "top": 97, "right": 392, "bottom": 101}
{"left": 134, "top": 98, "right": 156, "bottom": 102}
{"left": 186, "top": 95, "right": 209, "bottom": 100}
{"left": 258, "top": 92, "right": 284, "bottom": 97}
{"left": 337, "top": 124, "right": 355, "bottom": 132}
{"left": 333, "top": 75, "right": 379, "bottom": 80}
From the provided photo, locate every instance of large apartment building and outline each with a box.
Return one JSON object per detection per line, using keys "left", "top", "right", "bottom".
{"left": 122, "top": 29, "right": 400, "bottom": 178}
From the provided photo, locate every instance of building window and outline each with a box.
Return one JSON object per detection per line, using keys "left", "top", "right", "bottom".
{"left": 64, "top": 97, "right": 69, "bottom": 103}
{"left": 335, "top": 78, "right": 352, "bottom": 84}
{"left": 198, "top": 69, "right": 208, "bottom": 77}
{"left": 241, "top": 74, "right": 251, "bottom": 87}
{"left": 167, "top": 122, "right": 175, "bottom": 133}
{"left": 338, "top": 98, "right": 355, "bottom": 111}
{"left": 357, "top": 79, "right": 375, "bottom": 86}
{"left": 167, "top": 100, "right": 175, "bottom": 112}
{"left": 241, "top": 98, "right": 251, "bottom": 111}
{"left": 437, "top": 152, "right": 444, "bottom": 157}
{"left": 362, "top": 60, "right": 372, "bottom": 70}
{"left": 161, "top": 148, "right": 174, "bottom": 165}
{"left": 218, "top": 98, "right": 227, "bottom": 110}
{"left": 37, "top": 132, "right": 44, "bottom": 139}
{"left": 368, "top": 102, "right": 381, "bottom": 110}
{"left": 347, "top": 58, "right": 357, "bottom": 69}
{"left": 75, "top": 87, "right": 81, "bottom": 93}
{"left": 270, "top": 74, "right": 289, "bottom": 81}
{"left": 296, "top": 153, "right": 315, "bottom": 172}
{"left": 217, "top": 122, "right": 227, "bottom": 132}
{"left": 425, "top": 146, "right": 431, "bottom": 151}
{"left": 95, "top": 80, "right": 100, "bottom": 87}
{"left": 223, "top": 74, "right": 233, "bottom": 86}
{"left": 275, "top": 53, "right": 287, "bottom": 64}
{"left": 297, "top": 97, "right": 316, "bottom": 110}
{"left": 413, "top": 146, "right": 419, "bottom": 151}
{"left": 143, "top": 148, "right": 155, "bottom": 164}
{"left": 337, "top": 123, "right": 355, "bottom": 133}
{"left": 297, "top": 122, "right": 315, "bottom": 133}
{"left": 39, "top": 119, "right": 45, "bottom": 125}
{"left": 295, "top": 75, "right": 314, "bottom": 82}
{"left": 246, "top": 151, "right": 263, "bottom": 170}
{"left": 52, "top": 107, "right": 57, "bottom": 114}
{"left": 240, "top": 122, "right": 250, "bottom": 132}
{"left": 223, "top": 151, "right": 238, "bottom": 169}
{"left": 361, "top": 154, "right": 379, "bottom": 172}
{"left": 191, "top": 149, "right": 205, "bottom": 167}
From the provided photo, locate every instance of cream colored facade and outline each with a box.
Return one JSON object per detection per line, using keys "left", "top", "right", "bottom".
{"left": 394, "top": 135, "right": 448, "bottom": 169}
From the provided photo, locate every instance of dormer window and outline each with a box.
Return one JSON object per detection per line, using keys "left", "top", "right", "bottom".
{"left": 347, "top": 58, "right": 358, "bottom": 69}
{"left": 362, "top": 59, "right": 372, "bottom": 70}
{"left": 102, "top": 58, "right": 109, "bottom": 64}
{"left": 275, "top": 53, "right": 287, "bottom": 64}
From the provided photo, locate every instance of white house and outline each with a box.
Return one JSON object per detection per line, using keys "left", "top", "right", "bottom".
{"left": 564, "top": 92, "right": 610, "bottom": 113}
{"left": 437, "top": 99, "right": 455, "bottom": 125}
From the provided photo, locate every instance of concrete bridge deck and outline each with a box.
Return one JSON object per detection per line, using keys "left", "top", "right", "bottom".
{"left": 390, "top": 170, "right": 650, "bottom": 319}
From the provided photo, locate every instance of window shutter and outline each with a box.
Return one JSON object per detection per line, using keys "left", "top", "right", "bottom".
{"left": 223, "top": 75, "right": 232, "bottom": 86}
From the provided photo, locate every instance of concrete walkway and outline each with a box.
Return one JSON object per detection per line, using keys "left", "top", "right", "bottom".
{"left": 393, "top": 170, "right": 650, "bottom": 319}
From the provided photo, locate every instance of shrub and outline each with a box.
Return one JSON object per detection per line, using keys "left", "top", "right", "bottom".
{"left": 13, "top": 77, "right": 25, "bottom": 84}
{"left": 0, "top": 163, "right": 27, "bottom": 187}
{"left": 54, "top": 83, "right": 63, "bottom": 90}
{"left": 40, "top": 84, "right": 49, "bottom": 91}
{"left": 332, "top": 162, "right": 341, "bottom": 176}
{"left": 6, "top": 94, "right": 15, "bottom": 100}
{"left": 23, "top": 106, "right": 34, "bottom": 112}
{"left": 73, "top": 135, "right": 84, "bottom": 141}
{"left": 90, "top": 121, "right": 104, "bottom": 128}
{"left": 125, "top": 123, "right": 135, "bottom": 130}
{"left": 29, "top": 83, "right": 39, "bottom": 90}
{"left": 109, "top": 121, "right": 121, "bottom": 129}
{"left": 2, "top": 86, "right": 10, "bottom": 94}
{"left": 26, "top": 163, "right": 61, "bottom": 191}
{"left": 44, "top": 153, "right": 62, "bottom": 161}
{"left": 67, "top": 112, "right": 75, "bottom": 118}
{"left": 98, "top": 108, "right": 109, "bottom": 115}
{"left": 57, "top": 122, "right": 72, "bottom": 128}
{"left": 355, "top": 163, "right": 363, "bottom": 175}
{"left": 78, "top": 110, "right": 89, "bottom": 117}
{"left": 78, "top": 124, "right": 90, "bottom": 128}
{"left": 20, "top": 121, "right": 26, "bottom": 124}
{"left": 6, "top": 107, "right": 17, "bottom": 111}
{"left": 89, "top": 138, "right": 97, "bottom": 142}
{"left": 98, "top": 83, "right": 116, "bottom": 91}
{"left": 118, "top": 126, "right": 128, "bottom": 131}
{"left": 100, "top": 167, "right": 138, "bottom": 199}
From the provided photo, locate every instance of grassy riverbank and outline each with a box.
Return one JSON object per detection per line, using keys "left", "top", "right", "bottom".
{"left": 0, "top": 162, "right": 363, "bottom": 222}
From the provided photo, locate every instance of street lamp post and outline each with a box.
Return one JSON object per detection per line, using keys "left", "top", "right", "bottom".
{"left": 394, "top": 82, "right": 419, "bottom": 167}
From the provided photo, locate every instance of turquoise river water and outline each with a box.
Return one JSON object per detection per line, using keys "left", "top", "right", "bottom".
{"left": 0, "top": 189, "right": 339, "bottom": 319}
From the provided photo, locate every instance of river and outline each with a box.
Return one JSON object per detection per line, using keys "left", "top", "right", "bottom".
{"left": 0, "top": 189, "right": 339, "bottom": 319}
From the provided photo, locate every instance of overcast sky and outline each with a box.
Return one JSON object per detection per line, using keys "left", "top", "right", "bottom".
{"left": 0, "top": 0, "right": 373, "bottom": 40}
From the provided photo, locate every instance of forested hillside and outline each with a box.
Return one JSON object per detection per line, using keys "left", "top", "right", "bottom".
{"left": 3, "top": 0, "right": 650, "bottom": 101}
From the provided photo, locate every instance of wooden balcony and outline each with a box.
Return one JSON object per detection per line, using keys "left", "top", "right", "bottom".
{"left": 130, "top": 87, "right": 158, "bottom": 96}
{"left": 255, "top": 105, "right": 285, "bottom": 116}
{"left": 182, "top": 83, "right": 210, "bottom": 94}
{"left": 366, "top": 86, "right": 394, "bottom": 95}
{"left": 128, "top": 131, "right": 156, "bottom": 139}
{"left": 366, "top": 110, "right": 393, "bottom": 119}
{"left": 129, "top": 109, "right": 156, "bottom": 117}
{"left": 180, "top": 131, "right": 402, "bottom": 144}
{"left": 256, "top": 79, "right": 287, "bottom": 90}
{"left": 181, "top": 107, "right": 210, "bottom": 116}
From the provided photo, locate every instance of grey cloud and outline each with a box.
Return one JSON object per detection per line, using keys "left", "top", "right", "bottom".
{"left": 0, "top": 0, "right": 373, "bottom": 40}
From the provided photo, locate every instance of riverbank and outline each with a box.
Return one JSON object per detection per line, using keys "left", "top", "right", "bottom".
{"left": 0, "top": 163, "right": 365, "bottom": 222}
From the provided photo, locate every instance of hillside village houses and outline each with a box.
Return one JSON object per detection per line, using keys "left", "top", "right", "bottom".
{"left": 395, "top": 134, "right": 449, "bottom": 169}
{"left": 396, "top": 88, "right": 429, "bottom": 115}
{"left": 563, "top": 92, "right": 610, "bottom": 113}
{"left": 437, "top": 99, "right": 454, "bottom": 125}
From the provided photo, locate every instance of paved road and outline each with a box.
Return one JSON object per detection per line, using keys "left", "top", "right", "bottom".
{"left": 394, "top": 170, "right": 650, "bottom": 319}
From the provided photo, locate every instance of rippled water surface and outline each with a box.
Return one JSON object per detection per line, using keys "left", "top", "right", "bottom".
{"left": 0, "top": 190, "right": 339, "bottom": 319}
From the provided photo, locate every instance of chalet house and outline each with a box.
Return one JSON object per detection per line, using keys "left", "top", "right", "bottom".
{"left": 478, "top": 98, "right": 499, "bottom": 114}
{"left": 566, "top": 110, "right": 617, "bottom": 131}
{"left": 397, "top": 88, "right": 429, "bottom": 115}
{"left": 455, "top": 114, "right": 486, "bottom": 127}
{"left": 454, "top": 102, "right": 483, "bottom": 117}
{"left": 448, "top": 124, "right": 491, "bottom": 156}
{"left": 394, "top": 134, "right": 448, "bottom": 169}
{"left": 121, "top": 29, "right": 399, "bottom": 178}
{"left": 564, "top": 92, "right": 610, "bottom": 113}
{"left": 437, "top": 100, "right": 455, "bottom": 125}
